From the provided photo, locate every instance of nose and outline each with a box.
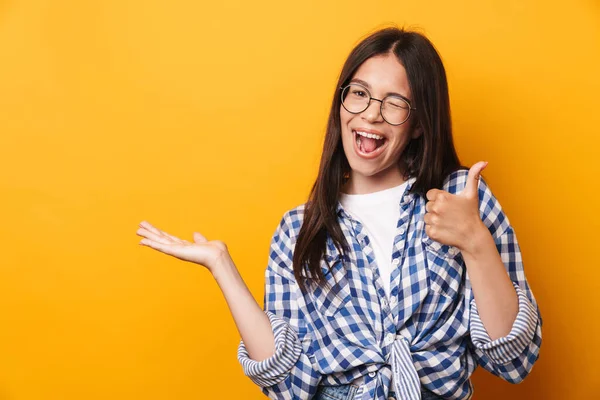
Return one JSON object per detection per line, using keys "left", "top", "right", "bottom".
{"left": 361, "top": 99, "right": 384, "bottom": 123}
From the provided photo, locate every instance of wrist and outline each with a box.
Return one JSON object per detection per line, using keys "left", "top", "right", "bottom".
{"left": 459, "top": 221, "right": 494, "bottom": 259}
{"left": 211, "top": 252, "right": 238, "bottom": 283}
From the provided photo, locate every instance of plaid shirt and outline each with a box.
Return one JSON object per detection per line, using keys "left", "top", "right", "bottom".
{"left": 238, "top": 170, "right": 542, "bottom": 400}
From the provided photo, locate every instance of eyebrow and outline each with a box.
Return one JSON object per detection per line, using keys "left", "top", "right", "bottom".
{"left": 349, "top": 78, "right": 411, "bottom": 101}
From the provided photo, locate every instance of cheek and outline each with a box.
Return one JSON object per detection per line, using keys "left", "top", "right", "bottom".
{"left": 339, "top": 110, "right": 354, "bottom": 141}
{"left": 340, "top": 107, "right": 352, "bottom": 127}
{"left": 384, "top": 129, "right": 413, "bottom": 162}
{"left": 391, "top": 126, "right": 413, "bottom": 147}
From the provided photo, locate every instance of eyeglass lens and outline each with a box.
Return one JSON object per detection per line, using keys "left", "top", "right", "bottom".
{"left": 342, "top": 84, "right": 410, "bottom": 125}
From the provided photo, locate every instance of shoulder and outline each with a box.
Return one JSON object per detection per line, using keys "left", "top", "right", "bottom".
{"left": 442, "top": 168, "right": 495, "bottom": 196}
{"left": 275, "top": 203, "right": 307, "bottom": 242}
{"left": 442, "top": 168, "right": 470, "bottom": 194}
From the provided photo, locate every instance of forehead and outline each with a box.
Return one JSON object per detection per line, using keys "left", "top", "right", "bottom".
{"left": 351, "top": 53, "right": 411, "bottom": 97}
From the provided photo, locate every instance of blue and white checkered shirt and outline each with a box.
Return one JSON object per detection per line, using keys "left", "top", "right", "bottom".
{"left": 238, "top": 170, "right": 542, "bottom": 399}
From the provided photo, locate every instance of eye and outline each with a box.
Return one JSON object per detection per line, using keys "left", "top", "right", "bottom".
{"left": 351, "top": 89, "right": 367, "bottom": 98}
{"left": 386, "top": 97, "right": 409, "bottom": 109}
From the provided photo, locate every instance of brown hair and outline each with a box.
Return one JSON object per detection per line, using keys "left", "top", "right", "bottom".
{"left": 293, "top": 27, "right": 461, "bottom": 291}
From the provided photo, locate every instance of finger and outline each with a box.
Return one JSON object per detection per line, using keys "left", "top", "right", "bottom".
{"left": 424, "top": 212, "right": 432, "bottom": 226}
{"left": 425, "top": 201, "right": 436, "bottom": 213}
{"left": 139, "top": 238, "right": 180, "bottom": 257}
{"left": 139, "top": 221, "right": 158, "bottom": 231}
{"left": 462, "top": 161, "right": 488, "bottom": 197}
{"left": 425, "top": 224, "right": 436, "bottom": 239}
{"left": 136, "top": 227, "right": 171, "bottom": 245}
{"left": 425, "top": 212, "right": 440, "bottom": 225}
{"left": 193, "top": 232, "right": 208, "bottom": 244}
{"left": 139, "top": 221, "right": 170, "bottom": 239}
{"left": 160, "top": 230, "right": 185, "bottom": 243}
{"left": 426, "top": 189, "right": 443, "bottom": 201}
{"left": 139, "top": 221, "right": 184, "bottom": 244}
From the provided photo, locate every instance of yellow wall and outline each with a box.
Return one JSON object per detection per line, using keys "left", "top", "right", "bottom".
{"left": 1, "top": 0, "right": 598, "bottom": 398}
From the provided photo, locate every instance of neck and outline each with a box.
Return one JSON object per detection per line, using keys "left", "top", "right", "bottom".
{"left": 343, "top": 167, "right": 406, "bottom": 195}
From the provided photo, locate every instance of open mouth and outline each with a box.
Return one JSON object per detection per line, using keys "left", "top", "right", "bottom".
{"left": 353, "top": 130, "right": 388, "bottom": 158}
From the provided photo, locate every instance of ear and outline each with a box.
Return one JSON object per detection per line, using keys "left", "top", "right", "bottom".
{"left": 410, "top": 122, "right": 423, "bottom": 139}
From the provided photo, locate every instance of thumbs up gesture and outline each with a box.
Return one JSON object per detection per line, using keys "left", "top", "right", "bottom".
{"left": 424, "top": 162, "right": 489, "bottom": 253}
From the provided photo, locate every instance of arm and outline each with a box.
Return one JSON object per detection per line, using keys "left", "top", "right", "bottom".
{"left": 466, "top": 175, "right": 541, "bottom": 383}
{"left": 424, "top": 163, "right": 542, "bottom": 383}
{"left": 136, "top": 221, "right": 276, "bottom": 361}
{"left": 136, "top": 215, "right": 322, "bottom": 397}
{"left": 461, "top": 219, "right": 519, "bottom": 340}
{"left": 237, "top": 212, "right": 322, "bottom": 399}
{"left": 213, "top": 255, "right": 276, "bottom": 361}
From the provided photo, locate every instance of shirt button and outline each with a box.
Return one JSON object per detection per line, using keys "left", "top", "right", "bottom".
{"left": 392, "top": 258, "right": 400, "bottom": 265}
{"left": 369, "top": 372, "right": 376, "bottom": 378}
{"left": 398, "top": 228, "right": 405, "bottom": 235}
{"left": 381, "top": 298, "right": 388, "bottom": 307}
{"left": 448, "top": 247, "right": 458, "bottom": 256}
{"left": 384, "top": 333, "right": 395, "bottom": 345}
{"left": 390, "top": 297, "right": 397, "bottom": 306}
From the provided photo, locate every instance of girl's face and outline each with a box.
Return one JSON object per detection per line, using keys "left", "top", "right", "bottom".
{"left": 340, "top": 53, "right": 420, "bottom": 193}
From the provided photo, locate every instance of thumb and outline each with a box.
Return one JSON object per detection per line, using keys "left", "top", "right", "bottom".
{"left": 462, "top": 161, "right": 488, "bottom": 197}
{"left": 193, "top": 232, "right": 208, "bottom": 244}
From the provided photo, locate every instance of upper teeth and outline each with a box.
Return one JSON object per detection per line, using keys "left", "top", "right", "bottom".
{"left": 355, "top": 130, "right": 383, "bottom": 140}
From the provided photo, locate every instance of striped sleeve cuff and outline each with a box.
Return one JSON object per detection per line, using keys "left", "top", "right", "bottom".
{"left": 470, "top": 282, "right": 539, "bottom": 365}
{"left": 237, "top": 311, "right": 303, "bottom": 387}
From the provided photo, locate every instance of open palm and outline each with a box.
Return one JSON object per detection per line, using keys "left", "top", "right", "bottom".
{"left": 136, "top": 221, "right": 228, "bottom": 272}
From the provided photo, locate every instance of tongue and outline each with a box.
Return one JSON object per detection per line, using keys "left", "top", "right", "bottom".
{"left": 361, "top": 136, "right": 378, "bottom": 153}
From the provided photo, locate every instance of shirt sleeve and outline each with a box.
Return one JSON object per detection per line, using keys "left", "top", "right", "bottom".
{"left": 467, "top": 176, "right": 543, "bottom": 383}
{"left": 237, "top": 210, "right": 322, "bottom": 399}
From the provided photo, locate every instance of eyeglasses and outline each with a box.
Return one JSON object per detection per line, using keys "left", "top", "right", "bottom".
{"left": 340, "top": 83, "right": 416, "bottom": 126}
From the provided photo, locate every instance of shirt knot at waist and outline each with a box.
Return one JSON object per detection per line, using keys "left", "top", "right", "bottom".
{"left": 359, "top": 336, "right": 422, "bottom": 400}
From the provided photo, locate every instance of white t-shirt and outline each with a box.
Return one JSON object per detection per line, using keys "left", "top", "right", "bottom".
{"left": 340, "top": 181, "right": 409, "bottom": 299}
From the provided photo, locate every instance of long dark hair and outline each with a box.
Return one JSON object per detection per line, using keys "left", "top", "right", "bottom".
{"left": 293, "top": 27, "right": 461, "bottom": 292}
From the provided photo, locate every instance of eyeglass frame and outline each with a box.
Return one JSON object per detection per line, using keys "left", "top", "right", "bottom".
{"left": 339, "top": 83, "right": 417, "bottom": 126}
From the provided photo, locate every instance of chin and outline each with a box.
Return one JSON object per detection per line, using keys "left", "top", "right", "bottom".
{"left": 348, "top": 161, "right": 385, "bottom": 178}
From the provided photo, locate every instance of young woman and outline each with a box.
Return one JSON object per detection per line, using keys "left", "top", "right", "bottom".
{"left": 136, "top": 28, "right": 542, "bottom": 400}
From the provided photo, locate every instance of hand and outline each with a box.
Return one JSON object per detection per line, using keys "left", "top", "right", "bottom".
{"left": 136, "top": 221, "right": 230, "bottom": 273}
{"left": 424, "top": 162, "right": 489, "bottom": 252}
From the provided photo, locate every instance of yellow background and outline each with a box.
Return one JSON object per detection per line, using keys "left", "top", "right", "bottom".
{"left": 1, "top": 0, "right": 598, "bottom": 398}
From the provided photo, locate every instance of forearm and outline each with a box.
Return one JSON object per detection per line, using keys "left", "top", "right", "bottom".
{"left": 461, "top": 223, "right": 519, "bottom": 340}
{"left": 212, "top": 254, "right": 275, "bottom": 361}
